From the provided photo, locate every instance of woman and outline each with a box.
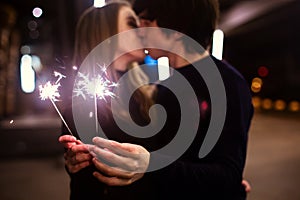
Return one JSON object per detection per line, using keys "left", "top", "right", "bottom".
{"left": 59, "top": 1, "right": 156, "bottom": 199}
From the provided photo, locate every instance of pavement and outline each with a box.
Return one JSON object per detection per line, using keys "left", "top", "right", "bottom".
{"left": 244, "top": 111, "right": 300, "bottom": 200}
{"left": 0, "top": 111, "right": 300, "bottom": 200}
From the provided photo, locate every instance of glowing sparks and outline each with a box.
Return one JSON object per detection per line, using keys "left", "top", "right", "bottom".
{"left": 39, "top": 81, "right": 61, "bottom": 101}
{"left": 73, "top": 64, "right": 118, "bottom": 135}
{"left": 73, "top": 66, "right": 78, "bottom": 71}
{"left": 39, "top": 71, "right": 73, "bottom": 136}
{"left": 73, "top": 72, "right": 118, "bottom": 101}
{"left": 54, "top": 71, "right": 66, "bottom": 84}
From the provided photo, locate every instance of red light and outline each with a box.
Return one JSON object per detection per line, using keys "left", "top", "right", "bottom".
{"left": 201, "top": 101, "right": 209, "bottom": 111}
{"left": 258, "top": 66, "right": 269, "bottom": 77}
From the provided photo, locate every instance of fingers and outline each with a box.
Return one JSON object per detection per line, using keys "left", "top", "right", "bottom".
{"left": 91, "top": 137, "right": 150, "bottom": 173}
{"left": 65, "top": 145, "right": 91, "bottom": 164}
{"left": 71, "top": 144, "right": 89, "bottom": 153}
{"left": 66, "top": 159, "right": 92, "bottom": 174}
{"left": 59, "top": 135, "right": 82, "bottom": 148}
{"left": 93, "top": 172, "right": 133, "bottom": 186}
{"left": 92, "top": 159, "right": 145, "bottom": 186}
{"left": 63, "top": 144, "right": 93, "bottom": 174}
{"left": 65, "top": 153, "right": 93, "bottom": 165}
{"left": 242, "top": 180, "right": 251, "bottom": 193}
{"left": 64, "top": 151, "right": 93, "bottom": 173}
{"left": 92, "top": 137, "right": 141, "bottom": 158}
{"left": 92, "top": 158, "right": 134, "bottom": 179}
{"left": 90, "top": 145, "right": 141, "bottom": 172}
{"left": 93, "top": 171, "right": 133, "bottom": 186}
{"left": 59, "top": 135, "right": 77, "bottom": 143}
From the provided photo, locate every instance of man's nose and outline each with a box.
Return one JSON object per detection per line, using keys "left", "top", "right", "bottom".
{"left": 139, "top": 19, "right": 148, "bottom": 27}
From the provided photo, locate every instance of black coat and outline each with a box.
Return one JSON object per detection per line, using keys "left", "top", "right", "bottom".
{"left": 62, "top": 56, "right": 253, "bottom": 200}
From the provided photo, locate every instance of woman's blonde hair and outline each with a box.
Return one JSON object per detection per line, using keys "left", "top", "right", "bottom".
{"left": 73, "top": 1, "right": 155, "bottom": 123}
{"left": 73, "top": 2, "right": 127, "bottom": 72}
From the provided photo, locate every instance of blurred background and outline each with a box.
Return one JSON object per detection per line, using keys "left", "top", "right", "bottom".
{"left": 0, "top": 0, "right": 300, "bottom": 199}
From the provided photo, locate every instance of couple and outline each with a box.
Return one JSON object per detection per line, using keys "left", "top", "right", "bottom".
{"left": 59, "top": 0, "right": 253, "bottom": 199}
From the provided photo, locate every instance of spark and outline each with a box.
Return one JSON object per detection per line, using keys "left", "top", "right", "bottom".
{"left": 54, "top": 71, "right": 66, "bottom": 84}
{"left": 97, "top": 63, "right": 108, "bottom": 75}
{"left": 73, "top": 72, "right": 118, "bottom": 101}
{"left": 39, "top": 78, "right": 73, "bottom": 136}
{"left": 73, "top": 66, "right": 78, "bottom": 71}
{"left": 39, "top": 81, "right": 61, "bottom": 101}
{"left": 73, "top": 64, "right": 118, "bottom": 134}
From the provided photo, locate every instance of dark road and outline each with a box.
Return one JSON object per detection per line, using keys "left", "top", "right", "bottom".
{"left": 0, "top": 111, "right": 300, "bottom": 200}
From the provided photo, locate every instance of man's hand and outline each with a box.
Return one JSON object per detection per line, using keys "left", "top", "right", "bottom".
{"left": 89, "top": 137, "right": 150, "bottom": 186}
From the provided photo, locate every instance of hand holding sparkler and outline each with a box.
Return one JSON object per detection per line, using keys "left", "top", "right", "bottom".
{"left": 59, "top": 135, "right": 93, "bottom": 173}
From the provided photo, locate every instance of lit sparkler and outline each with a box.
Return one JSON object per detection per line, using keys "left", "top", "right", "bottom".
{"left": 73, "top": 63, "right": 118, "bottom": 101}
{"left": 39, "top": 72, "right": 74, "bottom": 136}
{"left": 73, "top": 64, "right": 118, "bottom": 133}
{"left": 73, "top": 72, "right": 118, "bottom": 101}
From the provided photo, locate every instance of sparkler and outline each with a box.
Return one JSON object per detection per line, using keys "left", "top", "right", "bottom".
{"left": 73, "top": 64, "right": 118, "bottom": 133}
{"left": 39, "top": 64, "right": 118, "bottom": 136}
{"left": 73, "top": 72, "right": 118, "bottom": 101}
{"left": 39, "top": 71, "right": 74, "bottom": 136}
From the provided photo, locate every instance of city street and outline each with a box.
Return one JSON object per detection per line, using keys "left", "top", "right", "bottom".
{"left": 0, "top": 111, "right": 300, "bottom": 200}
{"left": 1, "top": 0, "right": 300, "bottom": 199}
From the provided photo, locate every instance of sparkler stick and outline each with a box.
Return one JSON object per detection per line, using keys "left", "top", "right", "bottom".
{"left": 93, "top": 63, "right": 99, "bottom": 134}
{"left": 94, "top": 80, "right": 99, "bottom": 134}
{"left": 73, "top": 64, "right": 118, "bottom": 134}
{"left": 39, "top": 73, "right": 74, "bottom": 136}
{"left": 49, "top": 97, "right": 74, "bottom": 136}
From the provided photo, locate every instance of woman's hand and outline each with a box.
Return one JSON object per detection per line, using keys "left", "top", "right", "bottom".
{"left": 59, "top": 135, "right": 81, "bottom": 148}
{"left": 89, "top": 137, "right": 150, "bottom": 186}
{"left": 59, "top": 135, "right": 93, "bottom": 173}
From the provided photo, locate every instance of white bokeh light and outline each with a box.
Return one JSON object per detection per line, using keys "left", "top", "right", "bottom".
{"left": 94, "top": 0, "right": 106, "bottom": 8}
{"left": 20, "top": 55, "right": 35, "bottom": 93}
{"left": 212, "top": 29, "right": 224, "bottom": 60}
{"left": 32, "top": 7, "right": 43, "bottom": 18}
{"left": 157, "top": 57, "right": 170, "bottom": 81}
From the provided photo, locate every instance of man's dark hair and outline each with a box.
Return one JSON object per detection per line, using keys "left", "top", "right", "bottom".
{"left": 133, "top": 0, "right": 220, "bottom": 51}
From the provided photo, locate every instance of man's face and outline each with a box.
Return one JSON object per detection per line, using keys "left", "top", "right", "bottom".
{"left": 138, "top": 15, "right": 174, "bottom": 59}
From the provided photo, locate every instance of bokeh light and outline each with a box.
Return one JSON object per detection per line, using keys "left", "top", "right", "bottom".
{"left": 27, "top": 20, "right": 37, "bottom": 31}
{"left": 32, "top": 55, "right": 43, "bottom": 72}
{"left": 212, "top": 29, "right": 224, "bottom": 60}
{"left": 262, "top": 98, "right": 273, "bottom": 110}
{"left": 32, "top": 7, "right": 43, "bottom": 18}
{"left": 94, "top": 0, "right": 106, "bottom": 8}
{"left": 73, "top": 66, "right": 78, "bottom": 71}
{"left": 252, "top": 96, "right": 261, "bottom": 109}
{"left": 157, "top": 57, "right": 170, "bottom": 81}
{"left": 20, "top": 45, "right": 31, "bottom": 54}
{"left": 251, "top": 77, "right": 263, "bottom": 93}
{"left": 20, "top": 55, "right": 35, "bottom": 93}
{"left": 274, "top": 100, "right": 286, "bottom": 111}
{"left": 289, "top": 101, "right": 300, "bottom": 112}
{"left": 258, "top": 66, "right": 269, "bottom": 77}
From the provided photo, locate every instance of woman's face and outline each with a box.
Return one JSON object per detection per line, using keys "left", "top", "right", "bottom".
{"left": 114, "top": 6, "right": 144, "bottom": 71}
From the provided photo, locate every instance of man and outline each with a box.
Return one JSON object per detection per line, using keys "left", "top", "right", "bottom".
{"left": 131, "top": 0, "right": 254, "bottom": 199}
